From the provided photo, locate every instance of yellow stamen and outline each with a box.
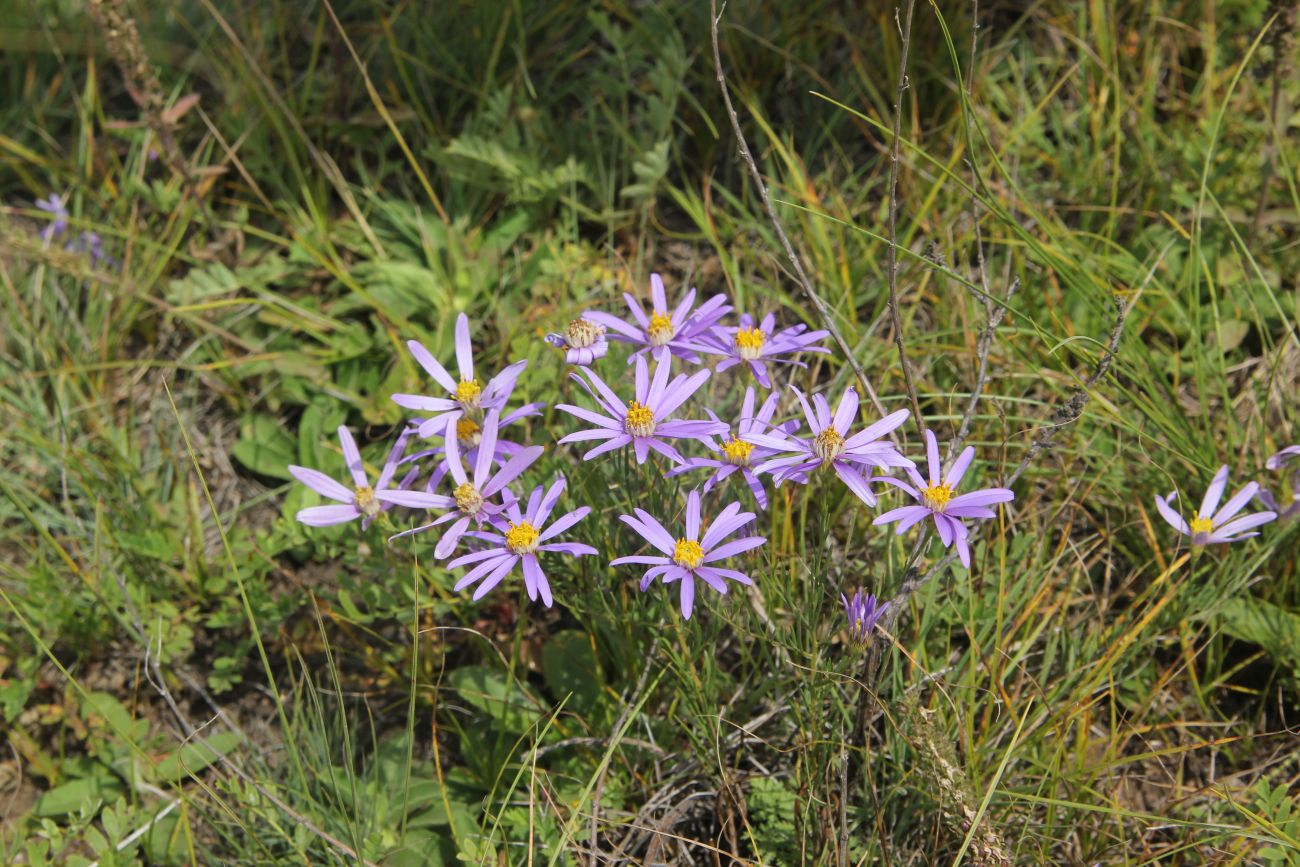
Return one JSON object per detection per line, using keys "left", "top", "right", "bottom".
{"left": 454, "top": 482, "right": 483, "bottom": 514}
{"left": 354, "top": 485, "right": 380, "bottom": 518}
{"left": 1189, "top": 516, "right": 1213, "bottom": 535}
{"left": 722, "top": 437, "right": 754, "bottom": 467}
{"left": 505, "top": 520, "right": 540, "bottom": 554}
{"left": 673, "top": 538, "right": 705, "bottom": 570}
{"left": 566, "top": 318, "right": 603, "bottom": 349}
{"left": 733, "top": 327, "right": 766, "bottom": 360}
{"left": 813, "top": 427, "right": 845, "bottom": 462}
{"left": 647, "top": 311, "right": 674, "bottom": 346}
{"left": 455, "top": 417, "right": 482, "bottom": 447}
{"left": 625, "top": 401, "right": 656, "bottom": 437}
{"left": 455, "top": 379, "right": 482, "bottom": 407}
{"left": 920, "top": 482, "right": 954, "bottom": 512}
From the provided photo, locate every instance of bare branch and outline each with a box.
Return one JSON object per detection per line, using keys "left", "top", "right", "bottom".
{"left": 884, "top": 0, "right": 924, "bottom": 431}
{"left": 880, "top": 293, "right": 1131, "bottom": 639}
{"left": 947, "top": 0, "right": 1019, "bottom": 462}
{"left": 709, "top": 0, "right": 894, "bottom": 431}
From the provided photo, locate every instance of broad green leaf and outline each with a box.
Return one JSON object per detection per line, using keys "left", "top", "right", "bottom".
{"left": 231, "top": 414, "right": 297, "bottom": 481}
{"left": 541, "top": 630, "right": 603, "bottom": 715}
{"left": 151, "top": 731, "right": 242, "bottom": 782}
{"left": 1213, "top": 596, "right": 1300, "bottom": 675}
{"left": 446, "top": 665, "right": 543, "bottom": 733}
{"left": 33, "top": 768, "right": 125, "bottom": 817}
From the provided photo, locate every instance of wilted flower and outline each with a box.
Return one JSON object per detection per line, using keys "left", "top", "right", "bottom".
{"left": 290, "top": 427, "right": 437, "bottom": 529}
{"left": 611, "top": 490, "right": 764, "bottom": 619}
{"left": 556, "top": 352, "right": 726, "bottom": 464}
{"left": 873, "top": 429, "right": 1015, "bottom": 567}
{"left": 585, "top": 273, "right": 730, "bottom": 364}
{"left": 447, "top": 476, "right": 596, "bottom": 607}
{"left": 702, "top": 312, "right": 830, "bottom": 389}
{"left": 841, "top": 590, "right": 889, "bottom": 643}
{"left": 392, "top": 313, "right": 527, "bottom": 437}
{"left": 666, "top": 387, "right": 800, "bottom": 509}
{"left": 35, "top": 194, "right": 69, "bottom": 244}
{"left": 545, "top": 317, "right": 608, "bottom": 366}
{"left": 1258, "top": 446, "right": 1300, "bottom": 521}
{"left": 391, "top": 409, "right": 544, "bottom": 559}
{"left": 1154, "top": 465, "right": 1276, "bottom": 546}
{"left": 746, "top": 386, "right": 912, "bottom": 507}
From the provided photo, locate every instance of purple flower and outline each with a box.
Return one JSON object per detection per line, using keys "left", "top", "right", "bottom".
{"left": 872, "top": 429, "right": 1015, "bottom": 568}
{"left": 391, "top": 313, "right": 527, "bottom": 437}
{"left": 611, "top": 490, "right": 765, "bottom": 619}
{"left": 842, "top": 591, "right": 889, "bottom": 644}
{"left": 1258, "top": 446, "right": 1300, "bottom": 521}
{"left": 702, "top": 312, "right": 830, "bottom": 389}
{"left": 35, "top": 194, "right": 69, "bottom": 244}
{"left": 544, "top": 317, "right": 608, "bottom": 366}
{"left": 585, "top": 273, "right": 730, "bottom": 364}
{"left": 1154, "top": 465, "right": 1277, "bottom": 546}
{"left": 402, "top": 402, "right": 544, "bottom": 482}
{"left": 66, "top": 230, "right": 113, "bottom": 267}
{"left": 447, "top": 476, "right": 597, "bottom": 607}
{"left": 745, "top": 386, "right": 912, "bottom": 507}
{"left": 391, "top": 409, "right": 544, "bottom": 559}
{"left": 289, "top": 427, "right": 438, "bottom": 529}
{"left": 556, "top": 352, "right": 727, "bottom": 464}
{"left": 665, "top": 387, "right": 799, "bottom": 509}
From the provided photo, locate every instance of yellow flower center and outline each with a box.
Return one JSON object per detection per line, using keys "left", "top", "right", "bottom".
{"left": 455, "top": 417, "right": 482, "bottom": 447}
{"left": 505, "top": 520, "right": 540, "bottom": 554}
{"left": 920, "top": 482, "right": 954, "bottom": 512}
{"left": 813, "top": 427, "right": 845, "bottom": 462}
{"left": 672, "top": 538, "right": 705, "bottom": 570}
{"left": 453, "top": 482, "right": 483, "bottom": 514}
{"left": 734, "top": 327, "right": 766, "bottom": 360}
{"left": 722, "top": 437, "right": 754, "bottom": 467}
{"left": 454, "top": 379, "right": 482, "bottom": 408}
{"left": 566, "top": 318, "right": 603, "bottom": 349}
{"left": 354, "top": 485, "right": 380, "bottom": 518}
{"left": 1189, "top": 516, "right": 1213, "bottom": 535}
{"left": 647, "top": 311, "right": 674, "bottom": 346}
{"left": 625, "top": 401, "right": 656, "bottom": 437}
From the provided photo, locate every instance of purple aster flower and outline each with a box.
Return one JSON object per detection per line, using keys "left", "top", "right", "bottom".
{"left": 665, "top": 387, "right": 800, "bottom": 509}
{"left": 1258, "top": 446, "right": 1300, "bottom": 521}
{"left": 391, "top": 409, "right": 544, "bottom": 559}
{"left": 872, "top": 429, "right": 1015, "bottom": 568}
{"left": 447, "top": 476, "right": 597, "bottom": 607}
{"left": 35, "top": 194, "right": 69, "bottom": 244}
{"left": 1154, "top": 465, "right": 1277, "bottom": 546}
{"left": 391, "top": 313, "right": 527, "bottom": 437}
{"left": 402, "top": 402, "right": 544, "bottom": 481}
{"left": 289, "top": 427, "right": 437, "bottom": 529}
{"left": 66, "top": 230, "right": 113, "bottom": 267}
{"left": 611, "top": 490, "right": 765, "bottom": 619}
{"left": 702, "top": 312, "right": 830, "bottom": 389}
{"left": 544, "top": 317, "right": 608, "bottom": 366}
{"left": 842, "top": 590, "right": 889, "bottom": 644}
{"left": 585, "top": 273, "right": 730, "bottom": 364}
{"left": 556, "top": 352, "right": 727, "bottom": 464}
{"left": 745, "top": 386, "right": 912, "bottom": 507}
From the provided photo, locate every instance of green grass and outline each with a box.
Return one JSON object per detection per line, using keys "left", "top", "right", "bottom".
{"left": 1, "top": 0, "right": 1298, "bottom": 863}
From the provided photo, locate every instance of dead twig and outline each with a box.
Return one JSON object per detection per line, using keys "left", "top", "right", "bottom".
{"left": 884, "top": 0, "right": 925, "bottom": 432}
{"left": 709, "top": 0, "right": 895, "bottom": 435}
{"left": 881, "top": 293, "right": 1131, "bottom": 637}
{"left": 947, "top": 0, "right": 1020, "bottom": 462}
